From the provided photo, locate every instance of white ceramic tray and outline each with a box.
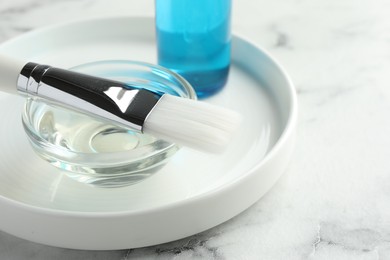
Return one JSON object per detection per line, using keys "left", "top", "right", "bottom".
{"left": 0, "top": 17, "right": 297, "bottom": 250}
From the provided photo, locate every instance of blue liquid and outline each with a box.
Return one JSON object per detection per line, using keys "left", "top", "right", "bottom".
{"left": 155, "top": 0, "right": 231, "bottom": 98}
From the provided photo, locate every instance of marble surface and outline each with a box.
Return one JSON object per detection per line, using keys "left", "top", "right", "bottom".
{"left": 1, "top": 0, "right": 390, "bottom": 259}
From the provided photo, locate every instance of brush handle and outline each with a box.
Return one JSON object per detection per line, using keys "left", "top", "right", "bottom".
{"left": 0, "top": 53, "right": 162, "bottom": 132}
{"left": 0, "top": 53, "right": 26, "bottom": 95}
{"left": 18, "top": 62, "right": 162, "bottom": 131}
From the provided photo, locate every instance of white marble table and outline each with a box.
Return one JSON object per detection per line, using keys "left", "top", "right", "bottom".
{"left": 2, "top": 0, "right": 390, "bottom": 259}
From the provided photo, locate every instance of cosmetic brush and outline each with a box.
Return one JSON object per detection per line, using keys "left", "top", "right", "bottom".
{"left": 0, "top": 54, "right": 241, "bottom": 153}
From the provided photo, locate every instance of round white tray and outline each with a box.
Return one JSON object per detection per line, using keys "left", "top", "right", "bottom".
{"left": 0, "top": 17, "right": 297, "bottom": 250}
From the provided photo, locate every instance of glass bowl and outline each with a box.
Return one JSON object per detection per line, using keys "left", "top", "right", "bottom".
{"left": 22, "top": 60, "right": 196, "bottom": 188}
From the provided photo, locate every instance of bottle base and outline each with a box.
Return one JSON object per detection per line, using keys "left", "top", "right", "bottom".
{"left": 175, "top": 66, "right": 229, "bottom": 99}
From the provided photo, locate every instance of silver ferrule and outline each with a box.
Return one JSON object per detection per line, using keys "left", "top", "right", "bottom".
{"left": 16, "top": 62, "right": 43, "bottom": 94}
{"left": 17, "top": 62, "right": 162, "bottom": 132}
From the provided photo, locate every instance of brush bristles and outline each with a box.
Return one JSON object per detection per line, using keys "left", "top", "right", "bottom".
{"left": 142, "top": 94, "right": 242, "bottom": 153}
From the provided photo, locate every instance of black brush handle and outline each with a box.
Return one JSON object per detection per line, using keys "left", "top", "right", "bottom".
{"left": 19, "top": 63, "right": 162, "bottom": 130}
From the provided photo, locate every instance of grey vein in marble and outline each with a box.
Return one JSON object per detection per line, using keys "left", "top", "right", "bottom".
{"left": 309, "top": 222, "right": 390, "bottom": 259}
{"left": 126, "top": 234, "right": 223, "bottom": 259}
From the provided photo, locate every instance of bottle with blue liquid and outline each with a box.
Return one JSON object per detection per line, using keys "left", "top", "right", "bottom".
{"left": 155, "top": 0, "right": 232, "bottom": 98}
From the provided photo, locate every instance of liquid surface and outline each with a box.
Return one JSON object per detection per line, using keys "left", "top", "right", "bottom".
{"left": 38, "top": 109, "right": 155, "bottom": 153}
{"left": 36, "top": 104, "right": 156, "bottom": 154}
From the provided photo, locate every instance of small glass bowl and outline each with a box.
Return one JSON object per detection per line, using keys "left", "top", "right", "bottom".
{"left": 22, "top": 60, "right": 196, "bottom": 188}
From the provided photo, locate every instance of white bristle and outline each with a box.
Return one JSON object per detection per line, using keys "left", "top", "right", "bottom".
{"left": 143, "top": 94, "right": 242, "bottom": 153}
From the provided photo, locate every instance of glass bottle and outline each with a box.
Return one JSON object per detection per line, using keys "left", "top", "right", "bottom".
{"left": 155, "top": 0, "right": 232, "bottom": 98}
